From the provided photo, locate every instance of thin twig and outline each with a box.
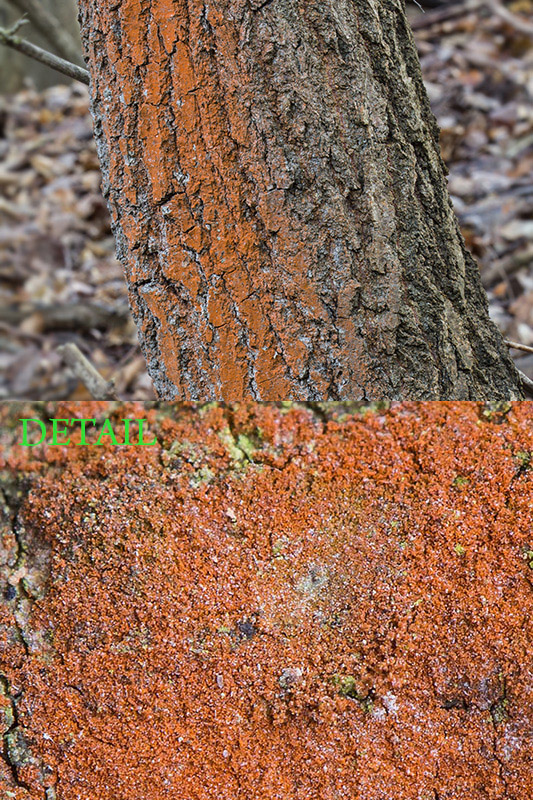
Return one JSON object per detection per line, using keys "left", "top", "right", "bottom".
{"left": 517, "top": 369, "right": 533, "bottom": 398}
{"left": 486, "top": 0, "right": 533, "bottom": 38}
{"left": 4, "top": 14, "right": 28, "bottom": 36}
{"left": 505, "top": 340, "right": 533, "bottom": 355}
{"left": 0, "top": 18, "right": 89, "bottom": 85}
{"left": 411, "top": 0, "right": 533, "bottom": 37}
{"left": 410, "top": 0, "right": 483, "bottom": 30}
{"left": 57, "top": 343, "right": 119, "bottom": 400}
{"left": 5, "top": 0, "right": 83, "bottom": 65}
{"left": 482, "top": 247, "right": 533, "bottom": 288}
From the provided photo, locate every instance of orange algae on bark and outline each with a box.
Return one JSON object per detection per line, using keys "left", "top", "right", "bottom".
{"left": 0, "top": 401, "right": 532, "bottom": 799}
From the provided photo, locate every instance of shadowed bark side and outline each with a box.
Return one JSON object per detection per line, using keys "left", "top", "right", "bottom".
{"left": 76, "top": 0, "right": 523, "bottom": 400}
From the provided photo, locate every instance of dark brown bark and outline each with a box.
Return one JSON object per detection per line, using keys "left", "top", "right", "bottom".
{"left": 76, "top": 0, "right": 523, "bottom": 400}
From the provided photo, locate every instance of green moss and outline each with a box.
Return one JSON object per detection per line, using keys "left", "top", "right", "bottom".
{"left": 490, "top": 672, "right": 509, "bottom": 725}
{"left": 198, "top": 402, "right": 220, "bottom": 416}
{"left": 360, "top": 697, "right": 374, "bottom": 714}
{"left": 332, "top": 673, "right": 358, "bottom": 697}
{"left": 271, "top": 537, "right": 288, "bottom": 558}
{"left": 481, "top": 402, "right": 512, "bottom": 422}
{"left": 452, "top": 476, "right": 469, "bottom": 488}
{"left": 490, "top": 697, "right": 508, "bottom": 725}
{"left": 236, "top": 433, "right": 258, "bottom": 461}
{"left": 168, "top": 440, "right": 201, "bottom": 460}
{"left": 218, "top": 427, "right": 247, "bottom": 462}
{"left": 0, "top": 701, "right": 14, "bottom": 731}
{"left": 279, "top": 401, "right": 295, "bottom": 412}
{"left": 5, "top": 729, "right": 29, "bottom": 768}
{"left": 190, "top": 466, "right": 215, "bottom": 486}
{"left": 515, "top": 450, "right": 531, "bottom": 469}
{"left": 353, "top": 401, "right": 390, "bottom": 417}
{"left": 331, "top": 675, "right": 374, "bottom": 713}
{"left": 454, "top": 543, "right": 466, "bottom": 556}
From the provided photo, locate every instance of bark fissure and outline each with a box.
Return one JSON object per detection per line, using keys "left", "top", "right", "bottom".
{"left": 0, "top": 675, "right": 32, "bottom": 794}
{"left": 0, "top": 480, "right": 48, "bottom": 797}
{"left": 0, "top": 484, "right": 30, "bottom": 656}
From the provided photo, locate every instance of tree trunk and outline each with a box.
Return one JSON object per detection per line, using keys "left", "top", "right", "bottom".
{"left": 76, "top": 0, "right": 523, "bottom": 401}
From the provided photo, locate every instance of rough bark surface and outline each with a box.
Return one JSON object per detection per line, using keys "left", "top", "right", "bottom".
{"left": 76, "top": 0, "right": 523, "bottom": 400}
{"left": 0, "top": 401, "right": 532, "bottom": 799}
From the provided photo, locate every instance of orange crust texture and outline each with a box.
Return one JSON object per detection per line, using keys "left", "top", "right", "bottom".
{"left": 0, "top": 401, "right": 532, "bottom": 799}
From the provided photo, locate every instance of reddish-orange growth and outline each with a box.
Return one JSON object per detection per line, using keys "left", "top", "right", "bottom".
{"left": 0, "top": 401, "right": 532, "bottom": 799}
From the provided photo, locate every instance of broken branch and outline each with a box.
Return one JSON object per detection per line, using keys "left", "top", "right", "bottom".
{"left": 0, "top": 18, "right": 90, "bottom": 85}
{"left": 56, "top": 343, "right": 119, "bottom": 400}
{"left": 6, "top": 0, "right": 83, "bottom": 65}
{"left": 505, "top": 340, "right": 533, "bottom": 355}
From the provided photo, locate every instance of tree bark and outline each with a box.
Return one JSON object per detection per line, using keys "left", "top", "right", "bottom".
{"left": 76, "top": 0, "right": 523, "bottom": 400}
{"left": 1, "top": 401, "right": 532, "bottom": 798}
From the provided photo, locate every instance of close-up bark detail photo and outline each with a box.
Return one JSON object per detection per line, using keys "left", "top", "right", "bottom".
{"left": 0, "top": 400, "right": 532, "bottom": 798}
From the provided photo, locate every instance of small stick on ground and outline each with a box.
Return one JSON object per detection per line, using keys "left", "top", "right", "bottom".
{"left": 57, "top": 343, "right": 119, "bottom": 400}
{"left": 482, "top": 247, "right": 533, "bottom": 288}
{"left": 486, "top": 0, "right": 533, "bottom": 38}
{"left": 0, "top": 17, "right": 90, "bottom": 85}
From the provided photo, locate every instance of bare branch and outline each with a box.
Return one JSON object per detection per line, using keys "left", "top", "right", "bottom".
{"left": 486, "top": 0, "right": 533, "bottom": 38}
{"left": 505, "top": 340, "right": 533, "bottom": 355}
{"left": 6, "top": 0, "right": 83, "bottom": 65}
{"left": 0, "top": 19, "right": 90, "bottom": 85}
{"left": 482, "top": 247, "right": 533, "bottom": 288}
{"left": 57, "top": 343, "right": 119, "bottom": 401}
{"left": 410, "top": 0, "right": 483, "bottom": 30}
{"left": 517, "top": 369, "right": 533, "bottom": 398}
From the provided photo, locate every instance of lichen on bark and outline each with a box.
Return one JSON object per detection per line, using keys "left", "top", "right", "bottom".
{"left": 0, "top": 401, "right": 532, "bottom": 798}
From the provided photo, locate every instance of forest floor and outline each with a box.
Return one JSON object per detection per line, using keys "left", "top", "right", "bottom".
{"left": 1, "top": 0, "right": 533, "bottom": 399}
